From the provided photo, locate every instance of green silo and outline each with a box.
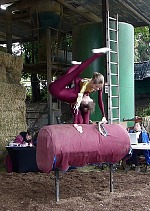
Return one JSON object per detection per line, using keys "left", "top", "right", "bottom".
{"left": 72, "top": 21, "right": 135, "bottom": 122}
{"left": 72, "top": 22, "right": 107, "bottom": 122}
{"left": 118, "top": 22, "right": 134, "bottom": 120}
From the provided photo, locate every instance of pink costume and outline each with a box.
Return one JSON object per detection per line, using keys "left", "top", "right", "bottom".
{"left": 49, "top": 53, "right": 105, "bottom": 124}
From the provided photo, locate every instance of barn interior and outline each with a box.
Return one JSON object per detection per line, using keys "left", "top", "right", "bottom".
{"left": 0, "top": 0, "right": 150, "bottom": 148}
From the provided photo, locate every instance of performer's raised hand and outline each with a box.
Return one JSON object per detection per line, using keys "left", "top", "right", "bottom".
{"left": 102, "top": 116, "right": 107, "bottom": 124}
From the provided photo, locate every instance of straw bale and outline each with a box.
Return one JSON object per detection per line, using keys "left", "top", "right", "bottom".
{"left": 0, "top": 64, "right": 6, "bottom": 82}
{"left": 3, "top": 53, "right": 13, "bottom": 69}
{"left": 0, "top": 51, "right": 23, "bottom": 84}
{"left": 0, "top": 51, "right": 5, "bottom": 64}
{"left": 0, "top": 83, "right": 27, "bottom": 150}
{"left": 0, "top": 82, "right": 26, "bottom": 100}
{"left": 0, "top": 52, "right": 26, "bottom": 151}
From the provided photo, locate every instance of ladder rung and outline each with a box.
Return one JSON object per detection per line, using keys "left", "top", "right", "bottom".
{"left": 112, "top": 118, "right": 119, "bottom": 121}
{"left": 110, "top": 62, "right": 118, "bottom": 65}
{"left": 112, "top": 106, "right": 119, "bottom": 109}
{"left": 110, "top": 73, "right": 118, "bottom": 76}
{"left": 109, "top": 28, "right": 117, "bottom": 32}
{"left": 109, "top": 17, "right": 117, "bottom": 21}
{"left": 110, "top": 39, "right": 117, "bottom": 43}
{"left": 111, "top": 84, "right": 118, "bottom": 87}
{"left": 111, "top": 96, "right": 119, "bottom": 98}
{"left": 110, "top": 50, "right": 117, "bottom": 54}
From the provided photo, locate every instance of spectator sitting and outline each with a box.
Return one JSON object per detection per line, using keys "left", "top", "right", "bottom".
{"left": 14, "top": 131, "right": 32, "bottom": 146}
{"left": 5, "top": 131, "right": 33, "bottom": 172}
{"left": 125, "top": 122, "right": 150, "bottom": 172}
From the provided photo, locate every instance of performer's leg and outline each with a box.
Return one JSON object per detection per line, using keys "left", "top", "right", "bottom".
{"left": 49, "top": 52, "right": 105, "bottom": 96}
{"left": 66, "top": 64, "right": 80, "bottom": 75}
{"left": 49, "top": 64, "right": 80, "bottom": 102}
{"left": 49, "top": 48, "right": 109, "bottom": 102}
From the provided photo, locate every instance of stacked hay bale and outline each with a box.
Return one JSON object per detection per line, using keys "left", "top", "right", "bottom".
{"left": 0, "top": 51, "right": 27, "bottom": 150}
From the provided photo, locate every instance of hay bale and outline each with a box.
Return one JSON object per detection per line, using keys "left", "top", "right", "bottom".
{"left": 0, "top": 84, "right": 27, "bottom": 127}
{"left": 0, "top": 51, "right": 23, "bottom": 84}
{"left": 0, "top": 52, "right": 27, "bottom": 150}
{"left": 0, "top": 64, "right": 6, "bottom": 82}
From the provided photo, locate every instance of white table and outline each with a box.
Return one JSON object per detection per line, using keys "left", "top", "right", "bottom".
{"left": 131, "top": 143, "right": 150, "bottom": 150}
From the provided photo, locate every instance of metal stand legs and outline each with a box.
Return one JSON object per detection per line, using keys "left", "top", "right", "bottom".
{"left": 54, "top": 169, "right": 60, "bottom": 202}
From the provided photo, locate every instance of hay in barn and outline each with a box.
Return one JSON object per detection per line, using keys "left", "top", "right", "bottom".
{"left": 0, "top": 51, "right": 23, "bottom": 84}
{"left": 0, "top": 52, "right": 27, "bottom": 151}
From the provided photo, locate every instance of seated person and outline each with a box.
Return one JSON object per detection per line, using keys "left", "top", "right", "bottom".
{"left": 125, "top": 122, "right": 150, "bottom": 172}
{"left": 14, "top": 131, "right": 33, "bottom": 146}
{"left": 5, "top": 131, "right": 33, "bottom": 172}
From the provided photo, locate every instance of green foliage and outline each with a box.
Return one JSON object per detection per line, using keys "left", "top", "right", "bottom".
{"left": 134, "top": 26, "right": 150, "bottom": 62}
{"left": 136, "top": 104, "right": 150, "bottom": 117}
{"left": 22, "top": 72, "right": 31, "bottom": 80}
{"left": 39, "top": 76, "right": 48, "bottom": 102}
{"left": 142, "top": 107, "right": 150, "bottom": 117}
{"left": 22, "top": 41, "right": 39, "bottom": 64}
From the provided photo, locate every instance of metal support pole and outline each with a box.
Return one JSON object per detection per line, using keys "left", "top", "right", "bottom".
{"left": 55, "top": 169, "right": 60, "bottom": 202}
{"left": 109, "top": 163, "right": 114, "bottom": 192}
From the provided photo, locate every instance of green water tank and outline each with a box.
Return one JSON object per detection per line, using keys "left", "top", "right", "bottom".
{"left": 72, "top": 22, "right": 106, "bottom": 121}
{"left": 118, "top": 22, "right": 134, "bottom": 120}
{"left": 72, "top": 21, "right": 134, "bottom": 122}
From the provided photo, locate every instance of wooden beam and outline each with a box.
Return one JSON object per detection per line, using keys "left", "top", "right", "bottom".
{"left": 55, "top": 0, "right": 101, "bottom": 22}
{"left": 7, "top": 0, "right": 40, "bottom": 11}
{"left": 12, "top": 9, "right": 30, "bottom": 20}
{"left": 102, "top": 0, "right": 109, "bottom": 48}
{"left": 0, "top": 0, "right": 17, "bottom": 5}
{"left": 22, "top": 62, "right": 69, "bottom": 75}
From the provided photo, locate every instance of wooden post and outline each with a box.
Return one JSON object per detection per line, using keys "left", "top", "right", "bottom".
{"left": 31, "top": 19, "right": 35, "bottom": 64}
{"left": 46, "top": 28, "right": 52, "bottom": 125}
{"left": 6, "top": 10, "right": 12, "bottom": 54}
{"left": 102, "top": 0, "right": 109, "bottom": 50}
{"left": 102, "top": 0, "right": 109, "bottom": 119}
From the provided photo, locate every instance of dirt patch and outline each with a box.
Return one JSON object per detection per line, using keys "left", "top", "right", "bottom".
{"left": 1, "top": 167, "right": 150, "bottom": 211}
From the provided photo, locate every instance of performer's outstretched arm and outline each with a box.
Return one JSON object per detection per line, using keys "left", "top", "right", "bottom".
{"left": 98, "top": 89, "right": 105, "bottom": 117}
